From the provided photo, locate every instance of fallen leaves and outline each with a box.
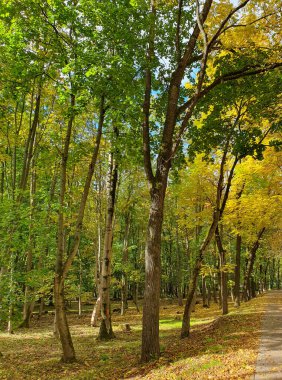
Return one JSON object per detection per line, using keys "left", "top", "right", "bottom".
{"left": 0, "top": 296, "right": 266, "bottom": 379}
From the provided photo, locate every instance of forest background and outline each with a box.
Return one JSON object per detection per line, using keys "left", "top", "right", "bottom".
{"left": 0, "top": 0, "right": 281, "bottom": 368}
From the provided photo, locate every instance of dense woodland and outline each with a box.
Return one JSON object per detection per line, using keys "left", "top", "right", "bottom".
{"left": 0, "top": 0, "right": 281, "bottom": 371}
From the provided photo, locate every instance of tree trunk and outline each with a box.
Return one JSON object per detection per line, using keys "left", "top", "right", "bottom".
{"left": 251, "top": 277, "right": 256, "bottom": 298}
{"left": 141, "top": 183, "right": 166, "bottom": 361}
{"left": 121, "top": 213, "right": 130, "bottom": 315}
{"left": 78, "top": 252, "right": 82, "bottom": 318}
{"left": 270, "top": 259, "right": 275, "bottom": 289}
{"left": 243, "top": 228, "right": 266, "bottom": 301}
{"left": 181, "top": 218, "right": 224, "bottom": 338}
{"left": 215, "top": 226, "right": 228, "bottom": 315}
{"left": 54, "top": 93, "right": 76, "bottom": 362}
{"left": 202, "top": 276, "right": 208, "bottom": 307}
{"left": 212, "top": 274, "right": 218, "bottom": 304}
{"left": 54, "top": 277, "right": 75, "bottom": 362}
{"left": 91, "top": 296, "right": 101, "bottom": 327}
{"left": 91, "top": 180, "right": 102, "bottom": 327}
{"left": 132, "top": 283, "right": 140, "bottom": 312}
{"left": 7, "top": 252, "right": 14, "bottom": 334}
{"left": 181, "top": 147, "right": 238, "bottom": 338}
{"left": 21, "top": 155, "right": 37, "bottom": 328}
{"left": 176, "top": 222, "right": 183, "bottom": 306}
{"left": 54, "top": 94, "right": 105, "bottom": 361}
{"left": 181, "top": 254, "right": 202, "bottom": 338}
{"left": 263, "top": 259, "right": 269, "bottom": 291}
{"left": 39, "top": 298, "right": 44, "bottom": 318}
{"left": 234, "top": 234, "right": 241, "bottom": 307}
{"left": 97, "top": 153, "right": 118, "bottom": 340}
{"left": 19, "top": 88, "right": 41, "bottom": 193}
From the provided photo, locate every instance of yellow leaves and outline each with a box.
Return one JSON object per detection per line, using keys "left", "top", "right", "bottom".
{"left": 224, "top": 145, "right": 282, "bottom": 244}
{"left": 204, "top": 0, "right": 280, "bottom": 63}
{"left": 184, "top": 81, "right": 194, "bottom": 90}
{"left": 205, "top": 48, "right": 235, "bottom": 83}
{"left": 194, "top": 105, "right": 214, "bottom": 129}
{"left": 216, "top": 50, "right": 232, "bottom": 59}
{"left": 156, "top": 0, "right": 177, "bottom": 5}
{"left": 206, "top": 1, "right": 234, "bottom": 33}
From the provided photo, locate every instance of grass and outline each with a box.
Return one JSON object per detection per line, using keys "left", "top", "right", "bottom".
{"left": 0, "top": 295, "right": 268, "bottom": 380}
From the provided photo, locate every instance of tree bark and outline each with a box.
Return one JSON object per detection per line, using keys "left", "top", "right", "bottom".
{"left": 91, "top": 172, "right": 103, "bottom": 327}
{"left": 54, "top": 277, "right": 75, "bottom": 361}
{"left": 91, "top": 296, "right": 101, "bottom": 327}
{"left": 141, "top": 184, "right": 166, "bottom": 361}
{"left": 176, "top": 222, "right": 183, "bottom": 306}
{"left": 202, "top": 276, "right": 208, "bottom": 307}
{"left": 132, "top": 283, "right": 140, "bottom": 312}
{"left": 242, "top": 228, "right": 266, "bottom": 301}
{"left": 21, "top": 154, "right": 37, "bottom": 328}
{"left": 212, "top": 273, "right": 218, "bottom": 303}
{"left": 181, "top": 254, "right": 202, "bottom": 338}
{"left": 181, "top": 148, "right": 237, "bottom": 338}
{"left": 234, "top": 234, "right": 241, "bottom": 307}
{"left": 78, "top": 252, "right": 82, "bottom": 317}
{"left": 263, "top": 259, "right": 269, "bottom": 291}
{"left": 54, "top": 93, "right": 76, "bottom": 362}
{"left": 97, "top": 152, "right": 118, "bottom": 340}
{"left": 121, "top": 213, "right": 130, "bottom": 315}
{"left": 140, "top": 0, "right": 256, "bottom": 360}
{"left": 19, "top": 88, "right": 41, "bottom": 194}
{"left": 54, "top": 94, "right": 105, "bottom": 361}
{"left": 215, "top": 226, "right": 228, "bottom": 315}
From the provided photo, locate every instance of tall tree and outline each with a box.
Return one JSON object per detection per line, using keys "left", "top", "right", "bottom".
{"left": 139, "top": 0, "right": 282, "bottom": 360}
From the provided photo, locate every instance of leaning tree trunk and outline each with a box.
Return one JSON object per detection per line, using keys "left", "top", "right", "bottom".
{"left": 243, "top": 228, "right": 266, "bottom": 301}
{"left": 54, "top": 94, "right": 105, "bottom": 361}
{"left": 181, "top": 144, "right": 238, "bottom": 338}
{"left": 91, "top": 296, "right": 101, "bottom": 328}
{"left": 97, "top": 153, "right": 118, "bottom": 340}
{"left": 8, "top": 85, "right": 41, "bottom": 331}
{"left": 54, "top": 276, "right": 75, "bottom": 362}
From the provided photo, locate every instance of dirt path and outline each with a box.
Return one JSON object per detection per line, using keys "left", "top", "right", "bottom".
{"left": 254, "top": 290, "right": 282, "bottom": 379}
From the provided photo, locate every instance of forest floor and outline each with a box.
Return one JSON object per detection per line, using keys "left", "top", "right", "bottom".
{"left": 0, "top": 294, "right": 268, "bottom": 380}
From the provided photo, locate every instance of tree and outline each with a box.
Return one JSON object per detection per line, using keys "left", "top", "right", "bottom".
{"left": 138, "top": 0, "right": 282, "bottom": 360}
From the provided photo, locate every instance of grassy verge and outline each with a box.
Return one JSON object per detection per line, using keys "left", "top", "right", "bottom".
{"left": 0, "top": 295, "right": 267, "bottom": 380}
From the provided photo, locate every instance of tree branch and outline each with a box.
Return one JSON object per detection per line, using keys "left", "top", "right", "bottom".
{"left": 208, "top": 0, "right": 251, "bottom": 49}
{"left": 177, "top": 62, "right": 282, "bottom": 116}
{"left": 62, "top": 95, "right": 106, "bottom": 280}
{"left": 175, "top": 0, "right": 183, "bottom": 63}
{"left": 221, "top": 12, "right": 276, "bottom": 34}
{"left": 142, "top": 0, "right": 156, "bottom": 185}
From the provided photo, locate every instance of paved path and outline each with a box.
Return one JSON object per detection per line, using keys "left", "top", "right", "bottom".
{"left": 254, "top": 290, "right": 282, "bottom": 379}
